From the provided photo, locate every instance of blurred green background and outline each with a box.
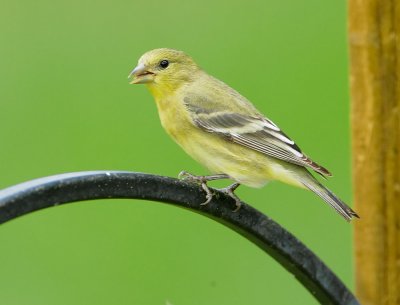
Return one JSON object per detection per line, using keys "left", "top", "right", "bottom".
{"left": 0, "top": 0, "right": 353, "bottom": 304}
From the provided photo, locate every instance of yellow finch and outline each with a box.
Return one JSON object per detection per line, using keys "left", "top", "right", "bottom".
{"left": 128, "top": 48, "right": 358, "bottom": 221}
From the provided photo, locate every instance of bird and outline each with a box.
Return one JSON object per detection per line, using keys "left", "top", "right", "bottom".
{"left": 128, "top": 48, "right": 359, "bottom": 221}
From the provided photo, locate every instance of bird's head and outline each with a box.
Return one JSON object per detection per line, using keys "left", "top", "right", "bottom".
{"left": 128, "top": 48, "right": 200, "bottom": 91}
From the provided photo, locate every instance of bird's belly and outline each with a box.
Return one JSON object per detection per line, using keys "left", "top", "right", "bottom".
{"left": 178, "top": 131, "right": 274, "bottom": 187}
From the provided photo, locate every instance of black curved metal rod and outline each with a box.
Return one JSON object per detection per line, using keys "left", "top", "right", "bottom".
{"left": 0, "top": 171, "right": 359, "bottom": 305}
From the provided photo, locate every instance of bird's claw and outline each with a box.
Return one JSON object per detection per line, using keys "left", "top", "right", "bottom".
{"left": 216, "top": 182, "right": 242, "bottom": 212}
{"left": 178, "top": 170, "right": 200, "bottom": 182}
{"left": 200, "top": 182, "right": 213, "bottom": 206}
{"left": 232, "top": 200, "right": 242, "bottom": 212}
{"left": 178, "top": 170, "right": 189, "bottom": 180}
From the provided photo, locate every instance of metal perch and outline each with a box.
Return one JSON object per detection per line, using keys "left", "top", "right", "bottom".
{"left": 0, "top": 171, "right": 359, "bottom": 305}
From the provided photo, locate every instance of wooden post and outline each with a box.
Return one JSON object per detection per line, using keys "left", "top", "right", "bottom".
{"left": 349, "top": 0, "right": 400, "bottom": 304}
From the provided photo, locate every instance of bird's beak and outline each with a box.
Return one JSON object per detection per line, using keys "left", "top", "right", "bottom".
{"left": 128, "top": 63, "right": 155, "bottom": 84}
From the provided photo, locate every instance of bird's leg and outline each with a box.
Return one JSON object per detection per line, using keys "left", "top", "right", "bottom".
{"left": 216, "top": 182, "right": 242, "bottom": 212}
{"left": 178, "top": 171, "right": 229, "bottom": 205}
{"left": 178, "top": 171, "right": 229, "bottom": 182}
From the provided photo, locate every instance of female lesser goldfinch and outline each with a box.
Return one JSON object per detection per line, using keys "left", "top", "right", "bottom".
{"left": 128, "top": 48, "right": 358, "bottom": 221}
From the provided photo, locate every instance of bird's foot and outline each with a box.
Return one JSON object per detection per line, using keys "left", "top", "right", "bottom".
{"left": 178, "top": 171, "right": 229, "bottom": 206}
{"left": 216, "top": 182, "right": 242, "bottom": 212}
{"left": 178, "top": 171, "right": 213, "bottom": 205}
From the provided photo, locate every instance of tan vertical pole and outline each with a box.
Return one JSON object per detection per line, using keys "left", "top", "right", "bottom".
{"left": 349, "top": 0, "right": 400, "bottom": 304}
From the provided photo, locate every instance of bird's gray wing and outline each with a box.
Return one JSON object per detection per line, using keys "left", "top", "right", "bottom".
{"left": 184, "top": 96, "right": 331, "bottom": 177}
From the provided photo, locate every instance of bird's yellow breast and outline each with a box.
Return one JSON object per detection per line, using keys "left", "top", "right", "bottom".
{"left": 148, "top": 87, "right": 193, "bottom": 142}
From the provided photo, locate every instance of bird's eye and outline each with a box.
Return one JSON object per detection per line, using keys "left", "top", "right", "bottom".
{"left": 159, "top": 60, "right": 169, "bottom": 69}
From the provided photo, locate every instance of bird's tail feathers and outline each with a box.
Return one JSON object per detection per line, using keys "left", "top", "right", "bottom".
{"left": 300, "top": 176, "right": 359, "bottom": 222}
